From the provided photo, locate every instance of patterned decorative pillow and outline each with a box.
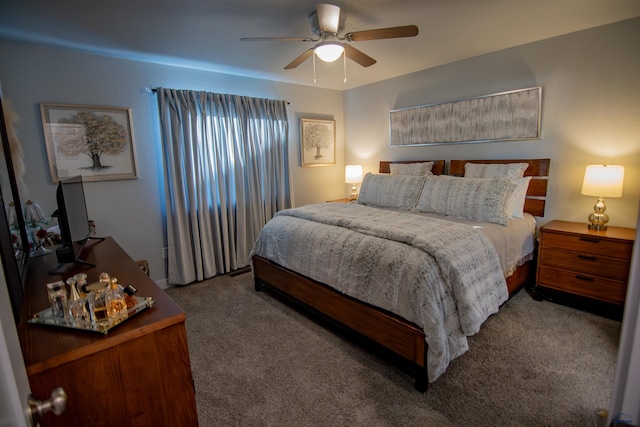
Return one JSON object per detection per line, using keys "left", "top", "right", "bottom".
{"left": 464, "top": 162, "right": 529, "bottom": 179}
{"left": 464, "top": 162, "right": 530, "bottom": 219}
{"left": 357, "top": 173, "right": 426, "bottom": 210}
{"left": 389, "top": 162, "right": 434, "bottom": 176}
{"left": 415, "top": 175, "right": 516, "bottom": 225}
{"left": 507, "top": 176, "right": 532, "bottom": 218}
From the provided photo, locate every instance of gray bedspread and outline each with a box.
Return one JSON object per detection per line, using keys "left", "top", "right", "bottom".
{"left": 251, "top": 202, "right": 510, "bottom": 382}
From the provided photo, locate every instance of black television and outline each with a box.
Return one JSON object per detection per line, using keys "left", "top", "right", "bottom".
{"left": 51, "top": 175, "right": 103, "bottom": 274}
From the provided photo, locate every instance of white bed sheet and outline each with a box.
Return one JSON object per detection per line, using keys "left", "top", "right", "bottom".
{"left": 398, "top": 210, "right": 537, "bottom": 278}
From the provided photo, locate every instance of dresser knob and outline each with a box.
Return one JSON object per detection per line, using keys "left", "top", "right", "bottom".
{"left": 28, "top": 387, "right": 67, "bottom": 425}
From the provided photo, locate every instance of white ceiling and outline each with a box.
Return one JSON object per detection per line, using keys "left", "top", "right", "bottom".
{"left": 1, "top": 0, "right": 639, "bottom": 90}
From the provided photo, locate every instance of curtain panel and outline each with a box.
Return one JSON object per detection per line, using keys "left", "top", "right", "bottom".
{"left": 157, "top": 88, "right": 291, "bottom": 285}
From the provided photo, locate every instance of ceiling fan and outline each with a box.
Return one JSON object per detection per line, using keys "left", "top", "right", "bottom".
{"left": 241, "top": 3, "right": 419, "bottom": 70}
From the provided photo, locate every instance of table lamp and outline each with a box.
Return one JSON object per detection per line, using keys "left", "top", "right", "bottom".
{"left": 580, "top": 165, "right": 624, "bottom": 230}
{"left": 345, "top": 165, "right": 363, "bottom": 201}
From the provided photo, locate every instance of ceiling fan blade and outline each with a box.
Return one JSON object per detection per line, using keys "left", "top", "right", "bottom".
{"left": 284, "top": 48, "right": 315, "bottom": 69}
{"left": 241, "top": 37, "right": 314, "bottom": 42}
{"left": 344, "top": 45, "right": 376, "bottom": 67}
{"left": 316, "top": 3, "right": 341, "bottom": 33}
{"left": 345, "top": 25, "right": 419, "bottom": 42}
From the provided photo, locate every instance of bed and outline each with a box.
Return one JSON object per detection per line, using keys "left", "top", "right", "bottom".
{"left": 251, "top": 158, "right": 550, "bottom": 392}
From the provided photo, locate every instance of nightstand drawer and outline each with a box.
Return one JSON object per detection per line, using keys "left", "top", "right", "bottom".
{"left": 539, "top": 248, "right": 630, "bottom": 281}
{"left": 538, "top": 266, "right": 627, "bottom": 304}
{"left": 541, "top": 232, "right": 633, "bottom": 259}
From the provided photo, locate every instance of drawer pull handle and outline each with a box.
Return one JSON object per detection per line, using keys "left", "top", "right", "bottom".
{"left": 579, "top": 237, "right": 600, "bottom": 243}
{"left": 575, "top": 275, "right": 595, "bottom": 282}
{"left": 577, "top": 254, "right": 597, "bottom": 261}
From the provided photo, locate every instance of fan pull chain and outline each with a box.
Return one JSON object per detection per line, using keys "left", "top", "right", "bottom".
{"left": 313, "top": 54, "right": 317, "bottom": 84}
{"left": 343, "top": 53, "right": 347, "bottom": 83}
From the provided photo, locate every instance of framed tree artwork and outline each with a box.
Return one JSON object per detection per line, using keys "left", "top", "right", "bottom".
{"left": 40, "top": 103, "right": 139, "bottom": 182}
{"left": 300, "top": 118, "right": 335, "bottom": 167}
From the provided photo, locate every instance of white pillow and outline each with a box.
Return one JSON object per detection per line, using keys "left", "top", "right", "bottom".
{"left": 506, "top": 176, "right": 532, "bottom": 218}
{"left": 464, "top": 162, "right": 528, "bottom": 179}
{"left": 415, "top": 175, "right": 516, "bottom": 225}
{"left": 389, "top": 162, "right": 434, "bottom": 176}
{"left": 464, "top": 162, "right": 531, "bottom": 218}
{"left": 357, "top": 173, "right": 426, "bottom": 210}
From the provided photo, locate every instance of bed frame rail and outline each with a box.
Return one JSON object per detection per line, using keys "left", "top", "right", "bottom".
{"left": 253, "top": 255, "right": 429, "bottom": 392}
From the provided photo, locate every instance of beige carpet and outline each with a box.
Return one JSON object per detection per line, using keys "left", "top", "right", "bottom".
{"left": 166, "top": 273, "right": 620, "bottom": 427}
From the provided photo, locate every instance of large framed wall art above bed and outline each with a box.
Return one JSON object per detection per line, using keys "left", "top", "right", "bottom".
{"left": 389, "top": 87, "right": 541, "bottom": 146}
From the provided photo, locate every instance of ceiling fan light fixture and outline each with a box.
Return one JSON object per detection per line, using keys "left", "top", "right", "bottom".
{"left": 314, "top": 42, "right": 344, "bottom": 62}
{"left": 243, "top": 4, "right": 418, "bottom": 75}
{"left": 316, "top": 4, "right": 341, "bottom": 32}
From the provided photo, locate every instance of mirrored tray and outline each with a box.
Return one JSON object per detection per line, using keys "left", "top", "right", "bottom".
{"left": 29, "top": 296, "right": 155, "bottom": 334}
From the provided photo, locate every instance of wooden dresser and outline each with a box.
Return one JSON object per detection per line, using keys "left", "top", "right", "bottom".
{"left": 17, "top": 237, "right": 198, "bottom": 426}
{"left": 536, "top": 220, "right": 635, "bottom": 317}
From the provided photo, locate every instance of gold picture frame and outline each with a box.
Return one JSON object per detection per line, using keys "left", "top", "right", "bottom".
{"left": 41, "top": 103, "right": 138, "bottom": 182}
{"left": 300, "top": 118, "right": 336, "bottom": 167}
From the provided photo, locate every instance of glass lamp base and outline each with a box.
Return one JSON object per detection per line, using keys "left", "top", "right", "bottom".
{"left": 587, "top": 211, "right": 609, "bottom": 230}
{"left": 350, "top": 184, "right": 358, "bottom": 201}
{"left": 30, "top": 245, "right": 53, "bottom": 257}
{"left": 587, "top": 197, "right": 609, "bottom": 231}
{"left": 588, "top": 223, "right": 608, "bottom": 231}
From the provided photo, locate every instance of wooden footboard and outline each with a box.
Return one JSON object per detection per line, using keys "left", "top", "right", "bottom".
{"left": 252, "top": 255, "right": 429, "bottom": 392}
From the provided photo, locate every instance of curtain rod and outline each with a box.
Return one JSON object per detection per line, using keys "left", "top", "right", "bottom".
{"left": 146, "top": 87, "right": 290, "bottom": 104}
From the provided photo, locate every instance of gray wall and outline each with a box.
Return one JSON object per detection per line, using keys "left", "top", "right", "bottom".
{"left": 1, "top": 18, "right": 638, "bottom": 286}
{"left": 0, "top": 42, "right": 345, "bottom": 286}
{"left": 345, "top": 18, "right": 640, "bottom": 229}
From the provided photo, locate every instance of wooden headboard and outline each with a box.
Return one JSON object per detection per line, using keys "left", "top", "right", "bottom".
{"left": 379, "top": 160, "right": 445, "bottom": 175}
{"left": 449, "top": 159, "right": 551, "bottom": 217}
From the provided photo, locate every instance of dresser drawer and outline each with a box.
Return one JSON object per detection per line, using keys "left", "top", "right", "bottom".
{"left": 538, "top": 265, "right": 627, "bottom": 304}
{"left": 541, "top": 232, "right": 633, "bottom": 259}
{"left": 539, "top": 248, "right": 630, "bottom": 281}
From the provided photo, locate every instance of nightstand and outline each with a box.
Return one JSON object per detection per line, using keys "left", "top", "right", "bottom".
{"left": 327, "top": 198, "right": 352, "bottom": 203}
{"left": 535, "top": 220, "right": 635, "bottom": 318}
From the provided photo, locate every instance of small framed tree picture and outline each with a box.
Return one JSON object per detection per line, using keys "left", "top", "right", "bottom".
{"left": 40, "top": 103, "right": 138, "bottom": 182}
{"left": 300, "top": 118, "right": 335, "bottom": 167}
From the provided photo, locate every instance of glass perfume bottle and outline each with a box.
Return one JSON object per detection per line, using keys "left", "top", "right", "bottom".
{"left": 106, "top": 277, "right": 128, "bottom": 323}
{"left": 74, "top": 272, "right": 88, "bottom": 293}
{"left": 89, "top": 272, "right": 111, "bottom": 324}
{"left": 46, "top": 281, "right": 68, "bottom": 322}
{"left": 66, "top": 276, "right": 89, "bottom": 325}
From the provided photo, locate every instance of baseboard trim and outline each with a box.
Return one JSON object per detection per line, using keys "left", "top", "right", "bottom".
{"left": 156, "top": 278, "right": 169, "bottom": 289}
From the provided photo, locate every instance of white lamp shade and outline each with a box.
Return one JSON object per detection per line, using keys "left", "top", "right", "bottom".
{"left": 5, "top": 202, "right": 17, "bottom": 227}
{"left": 24, "top": 200, "right": 48, "bottom": 222}
{"left": 581, "top": 165, "right": 624, "bottom": 197}
{"left": 314, "top": 43, "right": 344, "bottom": 62}
{"left": 316, "top": 4, "right": 341, "bottom": 33}
{"left": 345, "top": 165, "right": 363, "bottom": 184}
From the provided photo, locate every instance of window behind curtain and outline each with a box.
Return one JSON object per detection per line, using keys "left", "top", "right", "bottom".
{"left": 157, "top": 88, "right": 291, "bottom": 285}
